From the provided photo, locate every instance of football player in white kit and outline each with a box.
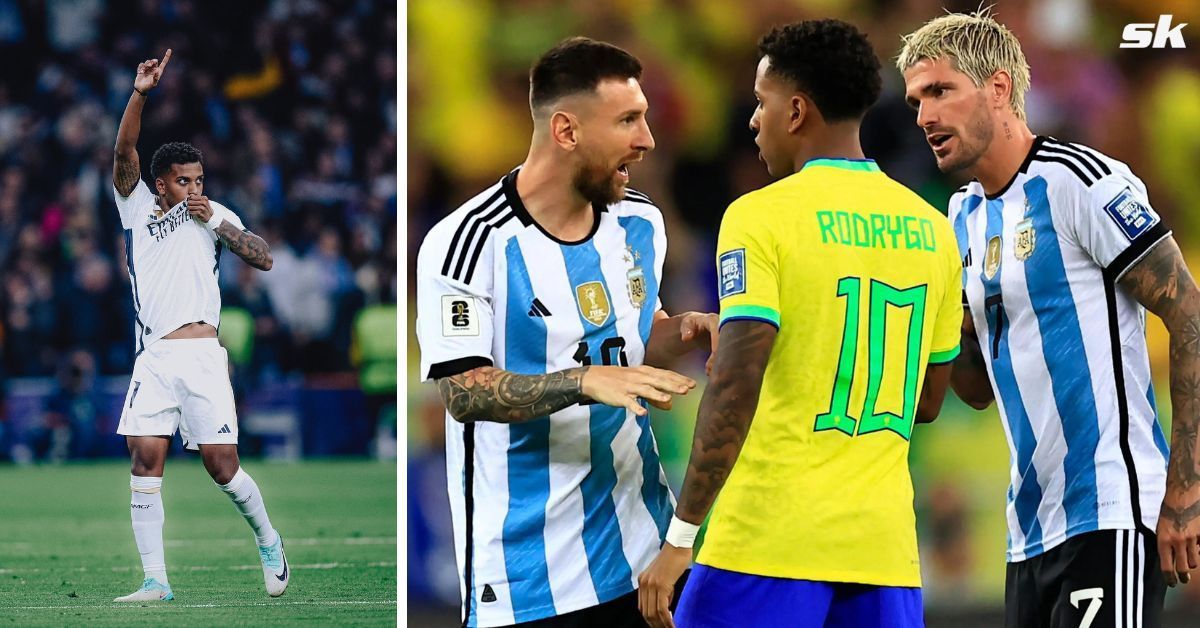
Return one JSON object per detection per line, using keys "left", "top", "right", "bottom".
{"left": 111, "top": 50, "right": 287, "bottom": 602}
{"left": 900, "top": 12, "right": 1200, "bottom": 627}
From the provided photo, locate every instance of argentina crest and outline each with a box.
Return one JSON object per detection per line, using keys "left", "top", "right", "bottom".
{"left": 627, "top": 266, "right": 647, "bottom": 308}
{"left": 575, "top": 281, "right": 612, "bottom": 327}
{"left": 1014, "top": 218, "right": 1035, "bottom": 261}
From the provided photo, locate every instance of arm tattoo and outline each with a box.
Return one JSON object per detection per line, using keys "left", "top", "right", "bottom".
{"left": 1119, "top": 237, "right": 1200, "bottom": 496}
{"left": 113, "top": 154, "right": 141, "bottom": 197}
{"left": 214, "top": 223, "right": 273, "bottom": 271}
{"left": 435, "top": 366, "right": 588, "bottom": 423}
{"left": 1161, "top": 497, "right": 1200, "bottom": 532}
{"left": 675, "top": 321, "right": 776, "bottom": 523}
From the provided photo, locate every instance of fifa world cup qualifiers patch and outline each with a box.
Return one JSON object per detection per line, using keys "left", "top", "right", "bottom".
{"left": 442, "top": 295, "right": 480, "bottom": 336}
{"left": 1103, "top": 187, "right": 1158, "bottom": 241}
{"left": 718, "top": 249, "right": 746, "bottom": 299}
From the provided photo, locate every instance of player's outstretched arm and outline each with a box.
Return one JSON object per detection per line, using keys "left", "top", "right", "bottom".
{"left": 916, "top": 362, "right": 954, "bottom": 423}
{"left": 950, "top": 309, "right": 995, "bottom": 409}
{"left": 638, "top": 320, "right": 776, "bottom": 628}
{"left": 114, "top": 49, "right": 172, "bottom": 196}
{"left": 1118, "top": 235, "right": 1200, "bottom": 588}
{"left": 645, "top": 310, "right": 719, "bottom": 375}
{"left": 436, "top": 364, "right": 695, "bottom": 424}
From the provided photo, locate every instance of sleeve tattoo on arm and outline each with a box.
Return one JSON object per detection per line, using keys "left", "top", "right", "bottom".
{"left": 214, "top": 223, "right": 273, "bottom": 271}
{"left": 1119, "top": 237, "right": 1200, "bottom": 528}
{"left": 676, "top": 321, "right": 776, "bottom": 522}
{"left": 114, "top": 155, "right": 141, "bottom": 197}
{"left": 436, "top": 366, "right": 588, "bottom": 424}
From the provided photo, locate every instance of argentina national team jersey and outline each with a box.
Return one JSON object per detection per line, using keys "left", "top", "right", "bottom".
{"left": 416, "top": 169, "right": 675, "bottom": 627}
{"left": 950, "top": 137, "right": 1171, "bottom": 562}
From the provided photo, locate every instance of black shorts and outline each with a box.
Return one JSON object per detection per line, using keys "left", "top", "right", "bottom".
{"left": 501, "top": 571, "right": 691, "bottom": 628}
{"left": 1006, "top": 529, "right": 1165, "bottom": 628}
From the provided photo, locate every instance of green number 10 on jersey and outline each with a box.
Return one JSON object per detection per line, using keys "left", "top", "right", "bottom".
{"left": 815, "top": 276, "right": 928, "bottom": 440}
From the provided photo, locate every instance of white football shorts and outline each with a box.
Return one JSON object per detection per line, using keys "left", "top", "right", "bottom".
{"left": 117, "top": 337, "right": 238, "bottom": 450}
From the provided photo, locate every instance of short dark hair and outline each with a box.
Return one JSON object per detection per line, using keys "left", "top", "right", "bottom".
{"left": 150, "top": 142, "right": 204, "bottom": 179}
{"left": 529, "top": 37, "right": 642, "bottom": 113}
{"left": 757, "top": 20, "right": 882, "bottom": 122}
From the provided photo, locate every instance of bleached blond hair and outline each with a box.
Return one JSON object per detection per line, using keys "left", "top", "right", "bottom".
{"left": 896, "top": 10, "right": 1031, "bottom": 120}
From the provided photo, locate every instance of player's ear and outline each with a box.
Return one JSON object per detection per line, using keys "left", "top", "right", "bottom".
{"left": 788, "top": 94, "right": 807, "bottom": 134}
{"left": 154, "top": 177, "right": 166, "bottom": 196}
{"left": 549, "top": 110, "right": 579, "bottom": 151}
{"left": 989, "top": 69, "right": 1012, "bottom": 112}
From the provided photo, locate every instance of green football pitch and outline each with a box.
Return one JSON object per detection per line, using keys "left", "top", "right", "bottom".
{"left": 0, "top": 459, "right": 396, "bottom": 626}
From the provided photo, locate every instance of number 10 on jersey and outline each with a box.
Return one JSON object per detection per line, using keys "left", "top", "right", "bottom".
{"left": 815, "top": 277, "right": 927, "bottom": 440}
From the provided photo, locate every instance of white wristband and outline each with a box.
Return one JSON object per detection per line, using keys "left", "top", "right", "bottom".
{"left": 205, "top": 205, "right": 228, "bottom": 231}
{"left": 665, "top": 516, "right": 700, "bottom": 549}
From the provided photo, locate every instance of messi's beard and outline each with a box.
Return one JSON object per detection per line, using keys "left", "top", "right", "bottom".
{"left": 572, "top": 157, "right": 623, "bottom": 209}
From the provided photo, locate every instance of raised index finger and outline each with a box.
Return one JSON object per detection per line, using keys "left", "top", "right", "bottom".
{"left": 158, "top": 49, "right": 173, "bottom": 73}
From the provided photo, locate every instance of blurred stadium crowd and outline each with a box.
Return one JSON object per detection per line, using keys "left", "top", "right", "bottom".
{"left": 407, "top": 0, "right": 1200, "bottom": 616}
{"left": 0, "top": 0, "right": 397, "bottom": 459}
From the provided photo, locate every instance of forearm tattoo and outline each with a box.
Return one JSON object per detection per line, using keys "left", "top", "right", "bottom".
{"left": 436, "top": 366, "right": 588, "bottom": 423}
{"left": 113, "top": 155, "right": 141, "bottom": 197}
{"left": 214, "top": 223, "right": 273, "bottom": 271}
{"left": 676, "top": 321, "right": 776, "bottom": 523}
{"left": 1119, "top": 237, "right": 1200, "bottom": 526}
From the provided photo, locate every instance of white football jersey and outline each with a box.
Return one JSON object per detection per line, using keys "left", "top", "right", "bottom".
{"left": 416, "top": 169, "right": 675, "bottom": 627}
{"left": 115, "top": 180, "right": 245, "bottom": 354}
{"left": 950, "top": 136, "right": 1170, "bottom": 562}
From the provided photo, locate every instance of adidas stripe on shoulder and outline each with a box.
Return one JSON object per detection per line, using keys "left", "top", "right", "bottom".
{"left": 623, "top": 188, "right": 655, "bottom": 206}
{"left": 1033, "top": 138, "right": 1115, "bottom": 188}
{"left": 440, "top": 186, "right": 514, "bottom": 285}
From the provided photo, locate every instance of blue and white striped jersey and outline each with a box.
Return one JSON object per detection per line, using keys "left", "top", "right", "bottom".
{"left": 950, "top": 136, "right": 1171, "bottom": 563}
{"left": 416, "top": 168, "right": 675, "bottom": 627}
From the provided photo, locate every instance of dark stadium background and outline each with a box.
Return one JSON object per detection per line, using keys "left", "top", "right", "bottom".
{"left": 407, "top": 0, "right": 1200, "bottom": 625}
{"left": 0, "top": 0, "right": 397, "bottom": 624}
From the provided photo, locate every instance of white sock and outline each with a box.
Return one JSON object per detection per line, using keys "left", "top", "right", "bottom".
{"left": 217, "top": 467, "right": 279, "bottom": 547}
{"left": 130, "top": 475, "right": 168, "bottom": 585}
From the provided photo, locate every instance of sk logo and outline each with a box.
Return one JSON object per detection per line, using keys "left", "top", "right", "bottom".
{"left": 575, "top": 281, "right": 611, "bottom": 327}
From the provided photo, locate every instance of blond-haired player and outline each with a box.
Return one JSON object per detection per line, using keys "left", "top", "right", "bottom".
{"left": 899, "top": 11, "right": 1200, "bottom": 627}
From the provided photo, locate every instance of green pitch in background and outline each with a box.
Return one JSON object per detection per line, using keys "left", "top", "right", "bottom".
{"left": 0, "top": 460, "right": 397, "bottom": 627}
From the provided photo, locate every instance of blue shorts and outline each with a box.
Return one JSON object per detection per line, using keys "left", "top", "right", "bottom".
{"left": 674, "top": 564, "right": 924, "bottom": 628}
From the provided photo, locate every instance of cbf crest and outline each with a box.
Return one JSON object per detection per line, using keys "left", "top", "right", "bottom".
{"left": 575, "top": 281, "right": 612, "bottom": 327}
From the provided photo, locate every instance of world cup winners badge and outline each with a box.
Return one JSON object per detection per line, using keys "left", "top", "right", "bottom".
{"left": 575, "top": 281, "right": 612, "bottom": 327}
{"left": 984, "top": 235, "right": 1002, "bottom": 280}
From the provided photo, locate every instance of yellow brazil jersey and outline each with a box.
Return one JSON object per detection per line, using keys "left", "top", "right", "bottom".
{"left": 696, "top": 158, "right": 962, "bottom": 587}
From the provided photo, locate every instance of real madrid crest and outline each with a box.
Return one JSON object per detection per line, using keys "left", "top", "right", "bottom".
{"left": 575, "top": 281, "right": 612, "bottom": 327}
{"left": 1014, "top": 218, "right": 1035, "bottom": 261}
{"left": 984, "top": 235, "right": 1002, "bottom": 280}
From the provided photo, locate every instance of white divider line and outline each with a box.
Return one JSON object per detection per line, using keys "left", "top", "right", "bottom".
{"left": 9, "top": 600, "right": 398, "bottom": 610}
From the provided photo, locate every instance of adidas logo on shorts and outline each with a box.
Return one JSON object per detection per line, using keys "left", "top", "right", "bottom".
{"left": 217, "top": 424, "right": 231, "bottom": 434}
